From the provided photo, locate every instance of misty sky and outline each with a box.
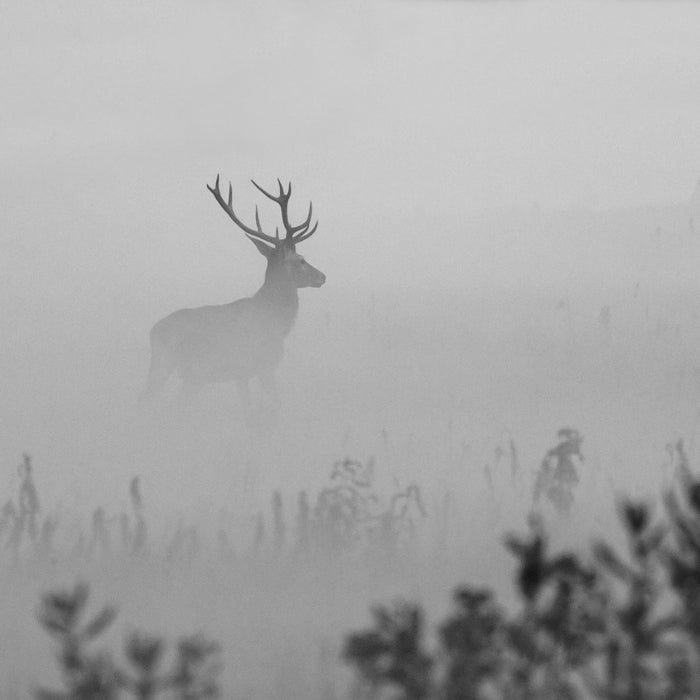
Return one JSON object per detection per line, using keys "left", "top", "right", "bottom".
{"left": 4, "top": 5, "right": 700, "bottom": 692}
{"left": 4, "top": 1, "right": 700, "bottom": 201}
{"left": 2, "top": 0, "right": 700, "bottom": 304}
{"left": 2, "top": 2, "right": 700, "bottom": 352}
{"left": 1, "top": 0, "right": 700, "bottom": 521}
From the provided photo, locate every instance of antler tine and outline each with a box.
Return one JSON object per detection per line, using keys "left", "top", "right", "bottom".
{"left": 292, "top": 220, "right": 319, "bottom": 244}
{"left": 228, "top": 182, "right": 234, "bottom": 208}
{"left": 287, "top": 200, "right": 316, "bottom": 242}
{"left": 251, "top": 179, "right": 281, "bottom": 203}
{"left": 207, "top": 175, "right": 279, "bottom": 246}
{"left": 251, "top": 178, "right": 293, "bottom": 240}
{"left": 294, "top": 201, "right": 313, "bottom": 232}
{"left": 248, "top": 177, "right": 318, "bottom": 244}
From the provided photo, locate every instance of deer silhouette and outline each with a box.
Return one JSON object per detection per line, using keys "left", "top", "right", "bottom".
{"left": 141, "top": 175, "right": 325, "bottom": 412}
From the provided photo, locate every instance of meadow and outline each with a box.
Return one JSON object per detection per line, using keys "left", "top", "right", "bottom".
{"left": 3, "top": 203, "right": 700, "bottom": 698}
{"left": 4, "top": 0, "right": 700, "bottom": 694}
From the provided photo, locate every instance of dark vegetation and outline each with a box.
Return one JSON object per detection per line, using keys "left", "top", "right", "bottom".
{"left": 0, "top": 456, "right": 425, "bottom": 566}
{"left": 344, "top": 439, "right": 700, "bottom": 700}
{"left": 36, "top": 583, "right": 220, "bottom": 699}
{"left": 532, "top": 427, "right": 583, "bottom": 516}
{"left": 8, "top": 438, "right": 700, "bottom": 699}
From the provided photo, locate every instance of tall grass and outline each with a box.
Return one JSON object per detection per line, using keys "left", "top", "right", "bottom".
{"left": 36, "top": 582, "right": 220, "bottom": 699}
{"left": 9, "top": 434, "right": 700, "bottom": 699}
{"left": 344, "top": 441, "right": 700, "bottom": 700}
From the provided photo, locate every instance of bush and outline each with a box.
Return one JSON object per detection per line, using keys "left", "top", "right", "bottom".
{"left": 344, "top": 441, "right": 700, "bottom": 700}
{"left": 36, "top": 583, "right": 221, "bottom": 700}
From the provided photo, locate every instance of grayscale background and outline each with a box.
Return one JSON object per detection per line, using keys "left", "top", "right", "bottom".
{"left": 2, "top": 1, "right": 700, "bottom": 696}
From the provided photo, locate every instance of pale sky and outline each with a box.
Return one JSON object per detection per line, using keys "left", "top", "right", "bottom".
{"left": 2, "top": 0, "right": 700, "bottom": 517}
{"left": 3, "top": 1, "right": 700, "bottom": 201}
{"left": 2, "top": 0, "right": 700, "bottom": 300}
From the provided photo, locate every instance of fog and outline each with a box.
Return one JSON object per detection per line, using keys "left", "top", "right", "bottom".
{"left": 3, "top": 0, "right": 700, "bottom": 697}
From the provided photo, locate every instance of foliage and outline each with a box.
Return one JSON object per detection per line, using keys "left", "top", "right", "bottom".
{"left": 18, "top": 436, "right": 700, "bottom": 699}
{"left": 0, "top": 455, "right": 148, "bottom": 563}
{"left": 344, "top": 439, "right": 700, "bottom": 700}
{"left": 0, "top": 454, "right": 53, "bottom": 559}
{"left": 532, "top": 428, "right": 583, "bottom": 516}
{"left": 240, "top": 458, "right": 426, "bottom": 559}
{"left": 296, "top": 458, "right": 426, "bottom": 557}
{"left": 1, "top": 455, "right": 426, "bottom": 566}
{"left": 36, "top": 583, "right": 221, "bottom": 700}
{"left": 89, "top": 478, "right": 146, "bottom": 559}
{"left": 345, "top": 602, "right": 432, "bottom": 700}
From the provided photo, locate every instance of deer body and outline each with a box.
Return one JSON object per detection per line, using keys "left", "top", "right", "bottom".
{"left": 141, "top": 176, "right": 324, "bottom": 408}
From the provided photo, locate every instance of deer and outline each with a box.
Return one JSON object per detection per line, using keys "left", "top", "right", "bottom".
{"left": 140, "top": 175, "right": 326, "bottom": 412}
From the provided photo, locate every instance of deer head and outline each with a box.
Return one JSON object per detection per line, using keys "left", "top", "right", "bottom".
{"left": 206, "top": 175, "right": 326, "bottom": 289}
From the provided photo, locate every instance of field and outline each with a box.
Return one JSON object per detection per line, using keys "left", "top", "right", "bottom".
{"left": 4, "top": 2, "right": 700, "bottom": 695}
{"left": 3, "top": 203, "right": 700, "bottom": 698}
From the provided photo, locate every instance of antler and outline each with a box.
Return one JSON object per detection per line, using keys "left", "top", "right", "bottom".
{"left": 250, "top": 178, "right": 319, "bottom": 245}
{"left": 207, "top": 175, "right": 280, "bottom": 247}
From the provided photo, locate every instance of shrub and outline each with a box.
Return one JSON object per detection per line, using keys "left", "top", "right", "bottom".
{"left": 36, "top": 583, "right": 221, "bottom": 700}
{"left": 295, "top": 458, "right": 425, "bottom": 557}
{"left": 344, "top": 440, "right": 700, "bottom": 700}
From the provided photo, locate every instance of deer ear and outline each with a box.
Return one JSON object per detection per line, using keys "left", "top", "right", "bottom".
{"left": 247, "top": 236, "right": 276, "bottom": 258}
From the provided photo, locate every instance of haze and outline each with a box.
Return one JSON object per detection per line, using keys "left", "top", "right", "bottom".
{"left": 2, "top": 1, "right": 700, "bottom": 695}
{"left": 3, "top": 0, "right": 700, "bottom": 509}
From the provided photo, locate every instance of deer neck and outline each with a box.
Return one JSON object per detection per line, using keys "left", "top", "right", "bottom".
{"left": 252, "top": 262, "right": 299, "bottom": 334}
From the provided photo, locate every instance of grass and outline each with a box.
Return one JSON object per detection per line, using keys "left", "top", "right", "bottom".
{"left": 5, "top": 175, "right": 700, "bottom": 700}
{"left": 0, "top": 455, "right": 428, "bottom": 567}
{"left": 36, "top": 582, "right": 220, "bottom": 699}
{"left": 343, "top": 440, "right": 700, "bottom": 700}
{"left": 8, "top": 433, "right": 700, "bottom": 698}
{"left": 1, "top": 452, "right": 434, "bottom": 698}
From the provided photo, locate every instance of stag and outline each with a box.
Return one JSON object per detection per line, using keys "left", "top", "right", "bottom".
{"left": 140, "top": 175, "right": 325, "bottom": 410}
